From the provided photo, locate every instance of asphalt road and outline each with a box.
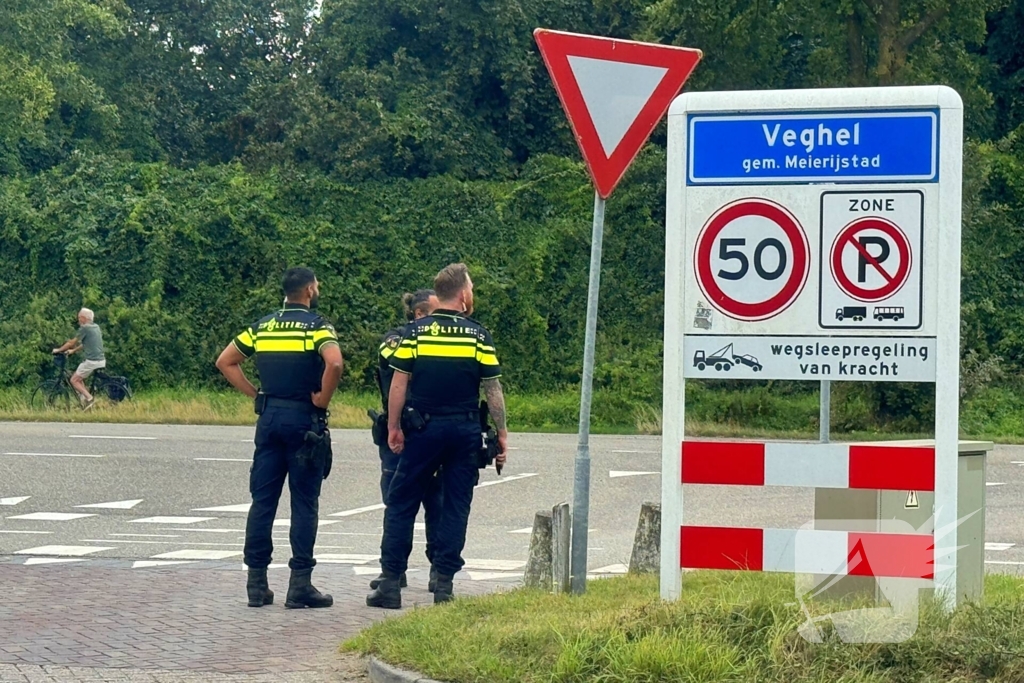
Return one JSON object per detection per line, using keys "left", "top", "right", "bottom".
{"left": 3, "top": 421, "right": 1024, "bottom": 576}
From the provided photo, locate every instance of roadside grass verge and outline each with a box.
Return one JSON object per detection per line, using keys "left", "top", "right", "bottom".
{"left": 345, "top": 572, "right": 1024, "bottom": 683}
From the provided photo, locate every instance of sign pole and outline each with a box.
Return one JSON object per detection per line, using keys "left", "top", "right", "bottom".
{"left": 820, "top": 380, "right": 831, "bottom": 443}
{"left": 571, "top": 191, "right": 605, "bottom": 595}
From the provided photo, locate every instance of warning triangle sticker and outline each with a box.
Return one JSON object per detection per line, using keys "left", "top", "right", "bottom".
{"left": 535, "top": 29, "right": 702, "bottom": 198}
{"left": 905, "top": 491, "right": 919, "bottom": 509}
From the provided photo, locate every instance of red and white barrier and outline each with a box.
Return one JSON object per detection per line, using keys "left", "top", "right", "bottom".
{"left": 681, "top": 525, "right": 934, "bottom": 579}
{"left": 682, "top": 440, "right": 934, "bottom": 491}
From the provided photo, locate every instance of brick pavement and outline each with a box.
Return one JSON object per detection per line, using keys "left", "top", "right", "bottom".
{"left": 0, "top": 563, "right": 511, "bottom": 682}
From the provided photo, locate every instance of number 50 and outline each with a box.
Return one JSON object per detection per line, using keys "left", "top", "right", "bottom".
{"left": 717, "top": 238, "right": 787, "bottom": 281}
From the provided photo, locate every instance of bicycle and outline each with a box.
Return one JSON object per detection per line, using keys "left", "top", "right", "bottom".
{"left": 32, "top": 354, "right": 134, "bottom": 410}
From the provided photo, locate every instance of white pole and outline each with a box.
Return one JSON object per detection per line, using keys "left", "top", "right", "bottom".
{"left": 570, "top": 191, "right": 606, "bottom": 595}
{"left": 820, "top": 380, "right": 831, "bottom": 443}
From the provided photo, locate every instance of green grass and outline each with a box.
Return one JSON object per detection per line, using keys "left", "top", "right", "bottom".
{"left": 345, "top": 572, "right": 1024, "bottom": 683}
{"left": 4, "top": 381, "right": 1024, "bottom": 442}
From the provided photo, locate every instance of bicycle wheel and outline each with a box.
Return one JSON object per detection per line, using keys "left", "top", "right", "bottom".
{"left": 97, "top": 377, "right": 133, "bottom": 403}
{"left": 31, "top": 379, "right": 73, "bottom": 410}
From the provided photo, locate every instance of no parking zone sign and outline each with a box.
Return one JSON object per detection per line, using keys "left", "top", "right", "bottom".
{"left": 660, "top": 87, "right": 964, "bottom": 605}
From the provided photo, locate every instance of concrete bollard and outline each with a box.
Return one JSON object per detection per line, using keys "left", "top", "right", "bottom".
{"left": 523, "top": 510, "right": 553, "bottom": 590}
{"left": 629, "top": 501, "right": 661, "bottom": 575}
{"left": 551, "top": 503, "right": 571, "bottom": 593}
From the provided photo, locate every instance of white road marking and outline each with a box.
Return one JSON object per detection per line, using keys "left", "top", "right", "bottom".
{"left": 315, "top": 553, "right": 378, "bottom": 564}
{"left": 591, "top": 563, "right": 629, "bottom": 574}
{"left": 987, "top": 482, "right": 1006, "bottom": 487}
{"left": 130, "top": 516, "right": 215, "bottom": 524}
{"left": 0, "top": 530, "right": 53, "bottom": 535}
{"left": 986, "top": 542, "right": 1016, "bottom": 551}
{"left": 273, "top": 519, "right": 340, "bottom": 527}
{"left": 352, "top": 566, "right": 384, "bottom": 576}
{"left": 611, "top": 450, "right": 656, "bottom": 454}
{"left": 15, "top": 545, "right": 112, "bottom": 556}
{"left": 109, "top": 533, "right": 181, "bottom": 538}
{"left": 463, "top": 559, "right": 525, "bottom": 571}
{"left": 8, "top": 512, "right": 96, "bottom": 521}
{"left": 82, "top": 539, "right": 243, "bottom": 546}
{"left": 4, "top": 452, "right": 104, "bottom": 458}
{"left": 193, "top": 503, "right": 251, "bottom": 513}
{"left": 474, "top": 473, "right": 539, "bottom": 489}
{"left": 609, "top": 470, "right": 658, "bottom": 478}
{"left": 132, "top": 560, "right": 196, "bottom": 569}
{"left": 75, "top": 499, "right": 144, "bottom": 510}
{"left": 166, "top": 528, "right": 243, "bottom": 533}
{"left": 0, "top": 496, "right": 30, "bottom": 506}
{"left": 69, "top": 435, "right": 156, "bottom": 441}
{"left": 23, "top": 558, "right": 87, "bottom": 566}
{"left": 986, "top": 560, "right": 1024, "bottom": 566}
{"left": 329, "top": 503, "right": 385, "bottom": 518}
{"left": 241, "top": 563, "right": 288, "bottom": 570}
{"left": 195, "top": 458, "right": 250, "bottom": 462}
{"left": 509, "top": 527, "right": 533, "bottom": 534}
{"left": 465, "top": 571, "right": 521, "bottom": 581}
{"left": 151, "top": 549, "right": 242, "bottom": 560}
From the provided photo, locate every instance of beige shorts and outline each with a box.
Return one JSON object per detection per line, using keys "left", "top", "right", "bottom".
{"left": 74, "top": 359, "right": 106, "bottom": 378}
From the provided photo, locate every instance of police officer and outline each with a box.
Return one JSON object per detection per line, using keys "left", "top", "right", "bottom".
{"left": 370, "top": 289, "right": 444, "bottom": 593}
{"left": 216, "top": 267, "right": 343, "bottom": 609}
{"left": 367, "top": 263, "right": 508, "bottom": 609}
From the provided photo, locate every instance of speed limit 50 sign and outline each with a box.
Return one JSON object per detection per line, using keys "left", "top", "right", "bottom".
{"left": 694, "top": 198, "right": 809, "bottom": 321}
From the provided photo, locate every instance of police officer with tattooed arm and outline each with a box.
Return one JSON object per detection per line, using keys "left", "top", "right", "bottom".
{"left": 216, "top": 267, "right": 343, "bottom": 609}
{"left": 367, "top": 263, "right": 508, "bottom": 609}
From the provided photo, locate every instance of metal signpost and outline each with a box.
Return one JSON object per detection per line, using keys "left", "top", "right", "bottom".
{"left": 661, "top": 87, "right": 964, "bottom": 605}
{"left": 534, "top": 29, "right": 701, "bottom": 593}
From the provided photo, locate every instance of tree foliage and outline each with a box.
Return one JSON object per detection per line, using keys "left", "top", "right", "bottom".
{"left": 0, "top": 0, "right": 1023, "bottom": 428}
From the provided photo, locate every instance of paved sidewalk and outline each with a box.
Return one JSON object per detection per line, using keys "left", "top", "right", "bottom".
{"left": 0, "top": 562, "right": 512, "bottom": 682}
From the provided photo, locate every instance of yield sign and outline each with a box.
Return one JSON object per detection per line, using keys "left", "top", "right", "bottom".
{"left": 534, "top": 29, "right": 702, "bottom": 198}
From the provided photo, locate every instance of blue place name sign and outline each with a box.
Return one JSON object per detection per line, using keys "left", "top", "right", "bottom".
{"left": 687, "top": 110, "right": 938, "bottom": 185}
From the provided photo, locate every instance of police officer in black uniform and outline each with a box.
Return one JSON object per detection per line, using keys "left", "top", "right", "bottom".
{"left": 369, "top": 289, "right": 444, "bottom": 592}
{"left": 367, "top": 263, "right": 508, "bottom": 609}
{"left": 216, "top": 267, "right": 343, "bottom": 609}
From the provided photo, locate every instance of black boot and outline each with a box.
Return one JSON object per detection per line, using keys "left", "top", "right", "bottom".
{"left": 366, "top": 571, "right": 402, "bottom": 609}
{"left": 369, "top": 571, "right": 407, "bottom": 590}
{"left": 428, "top": 567, "right": 439, "bottom": 593}
{"left": 433, "top": 574, "right": 454, "bottom": 604}
{"left": 284, "top": 569, "right": 333, "bottom": 609}
{"left": 246, "top": 568, "right": 274, "bottom": 607}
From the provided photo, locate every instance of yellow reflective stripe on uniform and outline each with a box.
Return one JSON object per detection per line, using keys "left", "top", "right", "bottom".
{"left": 476, "top": 350, "right": 500, "bottom": 365}
{"left": 393, "top": 340, "right": 417, "bottom": 360}
{"left": 254, "top": 331, "right": 308, "bottom": 338}
{"left": 237, "top": 330, "right": 255, "bottom": 346}
{"left": 253, "top": 339, "right": 307, "bottom": 352}
{"left": 418, "top": 343, "right": 476, "bottom": 359}
{"left": 417, "top": 336, "right": 479, "bottom": 345}
{"left": 380, "top": 346, "right": 396, "bottom": 359}
{"left": 311, "top": 329, "right": 337, "bottom": 343}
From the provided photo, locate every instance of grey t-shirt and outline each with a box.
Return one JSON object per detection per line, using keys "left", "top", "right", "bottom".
{"left": 76, "top": 324, "right": 105, "bottom": 361}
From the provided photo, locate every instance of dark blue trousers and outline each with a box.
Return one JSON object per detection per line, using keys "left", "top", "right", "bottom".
{"left": 380, "top": 416, "right": 479, "bottom": 577}
{"left": 380, "top": 443, "right": 443, "bottom": 563}
{"left": 244, "top": 406, "right": 325, "bottom": 570}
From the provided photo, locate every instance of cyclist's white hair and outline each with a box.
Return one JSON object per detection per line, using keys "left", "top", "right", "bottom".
{"left": 79, "top": 308, "right": 94, "bottom": 322}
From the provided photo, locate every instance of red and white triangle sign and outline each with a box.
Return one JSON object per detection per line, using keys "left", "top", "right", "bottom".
{"left": 534, "top": 29, "right": 702, "bottom": 198}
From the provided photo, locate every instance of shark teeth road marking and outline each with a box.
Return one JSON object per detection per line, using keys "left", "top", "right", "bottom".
{"left": 509, "top": 527, "right": 533, "bottom": 534}
{"left": 151, "top": 549, "right": 242, "bottom": 560}
{"left": 328, "top": 503, "right": 385, "bottom": 518}
{"left": 462, "top": 559, "right": 525, "bottom": 571}
{"left": 192, "top": 503, "right": 251, "bottom": 513}
{"left": 4, "top": 452, "right": 104, "bottom": 458}
{"left": 591, "top": 563, "right": 629, "bottom": 574}
{"left": 329, "top": 474, "right": 539, "bottom": 517}
{"left": 465, "top": 571, "right": 521, "bottom": 581}
{"left": 0, "top": 496, "right": 30, "bottom": 506}
{"left": 75, "top": 499, "right": 144, "bottom": 510}
{"left": 986, "top": 542, "right": 1015, "bottom": 551}
{"left": 130, "top": 516, "right": 214, "bottom": 524}
{"left": 15, "top": 545, "right": 112, "bottom": 556}
{"left": 8, "top": 512, "right": 96, "bottom": 521}
{"left": 69, "top": 435, "right": 156, "bottom": 441}
{"left": 23, "top": 558, "right": 88, "bottom": 566}
{"left": 132, "top": 560, "right": 196, "bottom": 569}
{"left": 609, "top": 470, "right": 658, "bottom": 478}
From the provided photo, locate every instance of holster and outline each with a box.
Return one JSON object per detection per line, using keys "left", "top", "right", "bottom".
{"left": 254, "top": 392, "right": 268, "bottom": 415}
{"left": 477, "top": 400, "right": 501, "bottom": 473}
{"left": 400, "top": 406, "right": 428, "bottom": 434}
{"left": 299, "top": 414, "right": 333, "bottom": 480}
{"left": 367, "top": 409, "right": 387, "bottom": 446}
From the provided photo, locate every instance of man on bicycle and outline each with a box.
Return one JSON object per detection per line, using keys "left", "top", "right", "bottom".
{"left": 52, "top": 308, "right": 106, "bottom": 410}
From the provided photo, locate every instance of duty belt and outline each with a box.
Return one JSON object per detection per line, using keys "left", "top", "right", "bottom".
{"left": 262, "top": 396, "right": 327, "bottom": 416}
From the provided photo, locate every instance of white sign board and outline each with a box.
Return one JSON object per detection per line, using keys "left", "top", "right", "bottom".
{"left": 661, "top": 87, "right": 963, "bottom": 605}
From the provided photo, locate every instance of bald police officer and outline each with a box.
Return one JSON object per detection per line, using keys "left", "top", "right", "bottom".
{"left": 216, "top": 267, "right": 343, "bottom": 609}
{"left": 367, "top": 263, "right": 508, "bottom": 608}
